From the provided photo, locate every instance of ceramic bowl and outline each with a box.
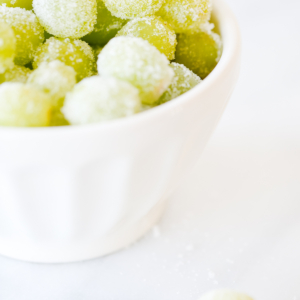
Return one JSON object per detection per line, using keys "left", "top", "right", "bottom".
{"left": 0, "top": 0, "right": 241, "bottom": 263}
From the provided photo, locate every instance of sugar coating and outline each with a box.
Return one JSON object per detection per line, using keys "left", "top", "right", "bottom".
{"left": 97, "top": 36, "right": 174, "bottom": 105}
{"left": 82, "top": 0, "right": 127, "bottom": 46}
{"left": 0, "top": 64, "right": 32, "bottom": 83}
{"left": 0, "top": 82, "right": 52, "bottom": 127}
{"left": 0, "top": 0, "right": 32, "bottom": 10}
{"left": 175, "top": 24, "right": 222, "bottom": 78}
{"left": 159, "top": 62, "right": 201, "bottom": 103}
{"left": 116, "top": 16, "right": 177, "bottom": 60}
{"left": 33, "top": 0, "right": 97, "bottom": 39}
{"left": 62, "top": 76, "right": 141, "bottom": 125}
{"left": 28, "top": 60, "right": 76, "bottom": 108}
{"left": 103, "top": 0, "right": 164, "bottom": 19}
{"left": 33, "top": 37, "right": 95, "bottom": 82}
{"left": 199, "top": 290, "right": 254, "bottom": 300}
{"left": 0, "top": 22, "right": 15, "bottom": 73}
{"left": 157, "top": 0, "right": 212, "bottom": 33}
{"left": 0, "top": 5, "right": 44, "bottom": 65}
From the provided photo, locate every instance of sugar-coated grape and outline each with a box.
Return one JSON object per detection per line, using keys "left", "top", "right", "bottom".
{"left": 82, "top": 0, "right": 127, "bottom": 46}
{"left": 33, "top": 0, "right": 97, "bottom": 39}
{"left": 0, "top": 6, "right": 44, "bottom": 66}
{"left": 116, "top": 16, "right": 177, "bottom": 60}
{"left": 0, "top": 82, "right": 51, "bottom": 127}
{"left": 97, "top": 36, "right": 174, "bottom": 105}
{"left": 175, "top": 24, "right": 222, "bottom": 78}
{"left": 0, "top": 64, "right": 32, "bottom": 83}
{"left": 159, "top": 62, "right": 201, "bottom": 103}
{"left": 62, "top": 76, "right": 141, "bottom": 125}
{"left": 157, "top": 0, "right": 212, "bottom": 33}
{"left": 0, "top": 5, "right": 44, "bottom": 66}
{"left": 33, "top": 37, "right": 95, "bottom": 82}
{"left": 28, "top": 60, "right": 76, "bottom": 126}
{"left": 28, "top": 60, "right": 76, "bottom": 108}
{"left": 0, "top": 0, "right": 32, "bottom": 10}
{"left": 102, "top": 0, "right": 164, "bottom": 19}
{"left": 0, "top": 22, "right": 15, "bottom": 73}
{"left": 199, "top": 290, "right": 254, "bottom": 300}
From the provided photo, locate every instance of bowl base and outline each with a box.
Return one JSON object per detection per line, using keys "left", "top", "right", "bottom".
{"left": 0, "top": 199, "right": 167, "bottom": 264}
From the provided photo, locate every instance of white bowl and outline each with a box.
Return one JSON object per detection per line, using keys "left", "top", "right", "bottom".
{"left": 0, "top": 0, "right": 241, "bottom": 263}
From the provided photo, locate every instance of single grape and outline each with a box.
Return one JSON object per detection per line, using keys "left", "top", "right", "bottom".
{"left": 0, "top": 0, "right": 32, "bottom": 10}
{"left": 0, "top": 5, "right": 44, "bottom": 65}
{"left": 33, "top": 0, "right": 97, "bottom": 39}
{"left": 0, "top": 22, "right": 16, "bottom": 73}
{"left": 159, "top": 62, "right": 201, "bottom": 103}
{"left": 0, "top": 64, "right": 32, "bottom": 83}
{"left": 97, "top": 36, "right": 174, "bottom": 105}
{"left": 116, "top": 16, "right": 176, "bottom": 60}
{"left": 199, "top": 290, "right": 253, "bottom": 300}
{"left": 0, "top": 82, "right": 52, "bottom": 127}
{"left": 91, "top": 45, "right": 103, "bottom": 60}
{"left": 175, "top": 24, "right": 222, "bottom": 78}
{"left": 82, "top": 0, "right": 127, "bottom": 46}
{"left": 102, "top": 0, "right": 164, "bottom": 19}
{"left": 28, "top": 60, "right": 76, "bottom": 108}
{"left": 62, "top": 76, "right": 141, "bottom": 125}
{"left": 33, "top": 37, "right": 95, "bottom": 81}
{"left": 28, "top": 60, "right": 76, "bottom": 126}
{"left": 157, "top": 0, "right": 212, "bottom": 33}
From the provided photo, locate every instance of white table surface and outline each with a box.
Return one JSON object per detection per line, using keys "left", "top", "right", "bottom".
{"left": 1, "top": 0, "right": 300, "bottom": 299}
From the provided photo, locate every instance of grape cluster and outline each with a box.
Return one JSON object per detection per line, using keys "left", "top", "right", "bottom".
{"left": 0, "top": 0, "right": 221, "bottom": 127}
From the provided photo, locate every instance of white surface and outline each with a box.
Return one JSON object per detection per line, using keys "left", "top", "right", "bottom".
{"left": 0, "top": 0, "right": 299, "bottom": 298}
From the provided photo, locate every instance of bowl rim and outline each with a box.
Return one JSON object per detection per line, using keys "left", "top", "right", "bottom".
{"left": 0, "top": 0, "right": 241, "bottom": 137}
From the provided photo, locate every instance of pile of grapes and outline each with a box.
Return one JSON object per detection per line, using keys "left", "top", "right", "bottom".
{"left": 0, "top": 0, "right": 221, "bottom": 127}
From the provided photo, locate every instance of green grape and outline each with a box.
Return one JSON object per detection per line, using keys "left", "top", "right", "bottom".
{"left": 91, "top": 45, "right": 103, "bottom": 60}
{"left": 199, "top": 290, "right": 254, "bottom": 300}
{"left": 97, "top": 36, "right": 174, "bottom": 105}
{"left": 82, "top": 0, "right": 127, "bottom": 46}
{"left": 62, "top": 76, "right": 141, "bottom": 125}
{"left": 28, "top": 60, "right": 76, "bottom": 108}
{"left": 102, "top": 0, "right": 164, "bottom": 19}
{"left": 175, "top": 24, "right": 222, "bottom": 78}
{"left": 33, "top": 37, "right": 95, "bottom": 82}
{"left": 0, "top": 5, "right": 44, "bottom": 65}
{"left": 0, "top": 64, "right": 32, "bottom": 83}
{"left": 0, "top": 0, "right": 32, "bottom": 10}
{"left": 33, "top": 0, "right": 97, "bottom": 39}
{"left": 116, "top": 16, "right": 176, "bottom": 60}
{"left": 49, "top": 109, "right": 69, "bottom": 126}
{"left": 0, "top": 82, "right": 52, "bottom": 127}
{"left": 159, "top": 62, "right": 201, "bottom": 103}
{"left": 0, "top": 22, "right": 15, "bottom": 73}
{"left": 157, "top": 0, "right": 212, "bottom": 33}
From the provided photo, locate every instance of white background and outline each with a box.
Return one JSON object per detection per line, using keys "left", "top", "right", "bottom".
{"left": 1, "top": 0, "right": 300, "bottom": 299}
